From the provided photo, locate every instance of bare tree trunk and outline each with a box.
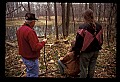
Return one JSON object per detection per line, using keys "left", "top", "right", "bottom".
{"left": 43, "top": 11, "right": 48, "bottom": 75}
{"left": 28, "top": 2, "right": 31, "bottom": 13}
{"left": 94, "top": 3, "right": 98, "bottom": 20}
{"left": 47, "top": 2, "right": 51, "bottom": 21}
{"left": 71, "top": 3, "right": 75, "bottom": 34}
{"left": 6, "top": 4, "right": 22, "bottom": 16}
{"left": 61, "top": 3, "right": 66, "bottom": 39}
{"left": 66, "top": 3, "right": 70, "bottom": 37}
{"left": 107, "top": 3, "right": 113, "bottom": 47}
{"left": 89, "top": 3, "right": 94, "bottom": 11}
{"left": 54, "top": 2, "right": 58, "bottom": 40}
{"left": 6, "top": 2, "right": 14, "bottom": 20}
{"left": 98, "top": 3, "right": 101, "bottom": 23}
{"left": 102, "top": 3, "right": 106, "bottom": 42}
{"left": 109, "top": 3, "right": 116, "bottom": 44}
{"left": 85, "top": 3, "right": 88, "bottom": 10}
{"left": 12, "top": 2, "right": 15, "bottom": 18}
{"left": 78, "top": 3, "right": 81, "bottom": 21}
{"left": 103, "top": 3, "right": 106, "bottom": 22}
{"left": 15, "top": 2, "right": 19, "bottom": 15}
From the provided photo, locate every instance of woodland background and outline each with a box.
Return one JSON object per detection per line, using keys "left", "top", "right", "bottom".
{"left": 5, "top": 2, "right": 116, "bottom": 78}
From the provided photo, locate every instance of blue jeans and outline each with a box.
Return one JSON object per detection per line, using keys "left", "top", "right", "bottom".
{"left": 22, "top": 57, "right": 39, "bottom": 77}
{"left": 58, "top": 60, "right": 66, "bottom": 75}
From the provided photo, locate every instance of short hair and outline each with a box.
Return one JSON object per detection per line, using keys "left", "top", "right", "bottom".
{"left": 25, "top": 20, "right": 32, "bottom": 24}
{"left": 25, "top": 20, "right": 32, "bottom": 23}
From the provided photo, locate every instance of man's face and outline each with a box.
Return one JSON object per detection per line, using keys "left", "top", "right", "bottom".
{"left": 31, "top": 20, "right": 36, "bottom": 28}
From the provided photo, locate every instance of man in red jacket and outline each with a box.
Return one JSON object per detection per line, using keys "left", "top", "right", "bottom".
{"left": 16, "top": 13, "right": 47, "bottom": 77}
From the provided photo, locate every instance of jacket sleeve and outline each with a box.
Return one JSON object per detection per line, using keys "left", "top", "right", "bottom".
{"left": 98, "top": 24, "right": 103, "bottom": 47}
{"left": 100, "top": 28, "right": 103, "bottom": 46}
{"left": 27, "top": 30, "right": 45, "bottom": 51}
{"left": 72, "top": 30, "right": 84, "bottom": 55}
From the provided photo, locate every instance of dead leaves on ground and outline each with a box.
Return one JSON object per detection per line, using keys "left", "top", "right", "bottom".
{"left": 5, "top": 34, "right": 116, "bottom": 78}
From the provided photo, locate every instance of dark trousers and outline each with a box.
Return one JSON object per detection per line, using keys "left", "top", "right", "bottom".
{"left": 79, "top": 51, "right": 99, "bottom": 78}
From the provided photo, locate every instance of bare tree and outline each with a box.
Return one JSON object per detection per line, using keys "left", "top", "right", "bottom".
{"left": 71, "top": 3, "right": 75, "bottom": 34}
{"left": 89, "top": 3, "right": 94, "bottom": 11}
{"left": 85, "top": 3, "right": 88, "bottom": 10}
{"left": 66, "top": 3, "right": 70, "bottom": 37}
{"left": 6, "top": 3, "right": 22, "bottom": 17}
{"left": 54, "top": 2, "right": 58, "bottom": 40}
{"left": 28, "top": 2, "right": 31, "bottom": 13}
{"left": 15, "top": 2, "right": 18, "bottom": 16}
{"left": 61, "top": 3, "right": 66, "bottom": 39}
{"left": 6, "top": 2, "right": 14, "bottom": 20}
{"left": 47, "top": 2, "right": 51, "bottom": 21}
{"left": 98, "top": 3, "right": 102, "bottom": 23}
{"left": 106, "top": 3, "right": 117, "bottom": 47}
{"left": 78, "top": 3, "right": 81, "bottom": 21}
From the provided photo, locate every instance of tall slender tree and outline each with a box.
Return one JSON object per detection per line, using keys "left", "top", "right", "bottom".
{"left": 61, "top": 3, "right": 66, "bottom": 39}
{"left": 71, "top": 3, "right": 75, "bottom": 34}
{"left": 66, "top": 3, "right": 70, "bottom": 37}
{"left": 28, "top": 2, "right": 31, "bottom": 13}
{"left": 47, "top": 2, "right": 51, "bottom": 21}
{"left": 54, "top": 2, "right": 58, "bottom": 40}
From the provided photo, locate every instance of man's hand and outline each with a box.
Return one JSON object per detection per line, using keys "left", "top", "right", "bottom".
{"left": 43, "top": 39, "right": 47, "bottom": 43}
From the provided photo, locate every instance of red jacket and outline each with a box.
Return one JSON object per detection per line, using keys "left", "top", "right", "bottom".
{"left": 16, "top": 25, "right": 45, "bottom": 60}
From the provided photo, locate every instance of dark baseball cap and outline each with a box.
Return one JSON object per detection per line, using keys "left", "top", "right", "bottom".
{"left": 25, "top": 13, "right": 38, "bottom": 20}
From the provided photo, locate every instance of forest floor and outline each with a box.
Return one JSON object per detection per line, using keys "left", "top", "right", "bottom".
{"left": 5, "top": 34, "right": 116, "bottom": 78}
